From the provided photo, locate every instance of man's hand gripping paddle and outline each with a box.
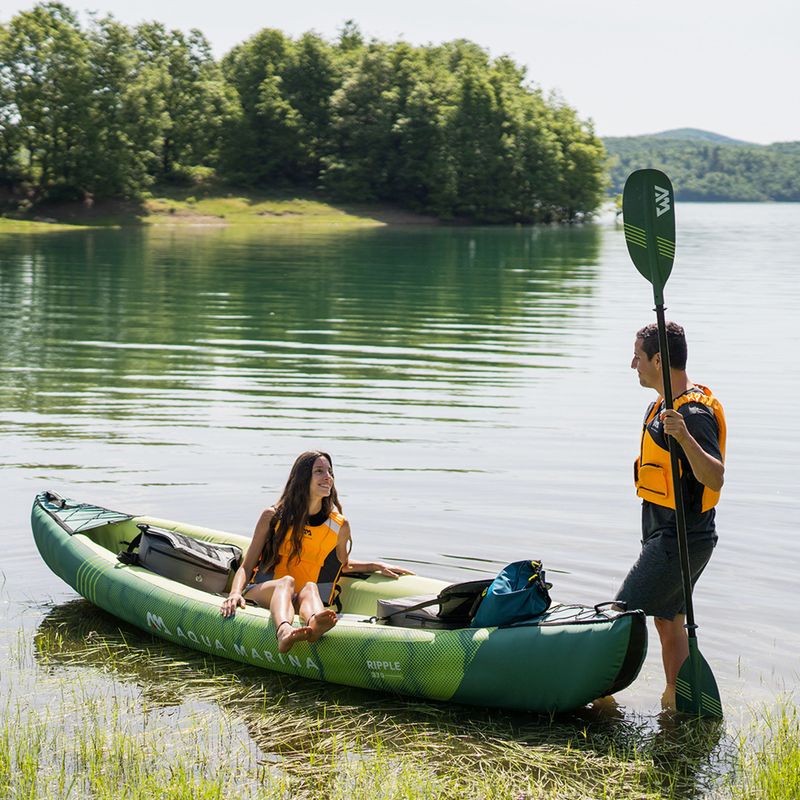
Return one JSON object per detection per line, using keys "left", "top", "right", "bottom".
{"left": 623, "top": 169, "right": 722, "bottom": 718}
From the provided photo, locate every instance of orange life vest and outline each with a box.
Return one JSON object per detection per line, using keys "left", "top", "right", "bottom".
{"left": 250, "top": 510, "right": 346, "bottom": 605}
{"left": 634, "top": 384, "right": 726, "bottom": 513}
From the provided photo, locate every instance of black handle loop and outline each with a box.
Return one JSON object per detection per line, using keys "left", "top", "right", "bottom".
{"left": 594, "top": 600, "right": 625, "bottom": 614}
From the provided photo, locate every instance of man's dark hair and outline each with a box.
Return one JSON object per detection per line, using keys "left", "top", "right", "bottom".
{"left": 636, "top": 321, "right": 688, "bottom": 370}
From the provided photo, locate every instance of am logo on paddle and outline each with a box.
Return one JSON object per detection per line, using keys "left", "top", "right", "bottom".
{"left": 655, "top": 185, "right": 672, "bottom": 217}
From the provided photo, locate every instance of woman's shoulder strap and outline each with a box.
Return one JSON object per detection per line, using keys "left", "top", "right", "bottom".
{"left": 327, "top": 510, "right": 346, "bottom": 531}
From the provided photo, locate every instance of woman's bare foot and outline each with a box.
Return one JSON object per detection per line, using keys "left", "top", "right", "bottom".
{"left": 276, "top": 620, "right": 311, "bottom": 654}
{"left": 306, "top": 609, "right": 337, "bottom": 643}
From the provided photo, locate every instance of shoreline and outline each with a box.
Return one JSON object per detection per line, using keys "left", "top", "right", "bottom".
{"left": 0, "top": 188, "right": 443, "bottom": 233}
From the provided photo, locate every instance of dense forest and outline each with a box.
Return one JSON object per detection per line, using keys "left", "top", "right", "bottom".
{"left": 604, "top": 132, "right": 800, "bottom": 201}
{"left": 0, "top": 3, "right": 607, "bottom": 222}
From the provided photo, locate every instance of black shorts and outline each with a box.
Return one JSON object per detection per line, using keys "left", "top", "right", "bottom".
{"left": 616, "top": 530, "right": 716, "bottom": 620}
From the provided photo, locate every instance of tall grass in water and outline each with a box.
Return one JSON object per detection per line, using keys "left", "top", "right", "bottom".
{"left": 0, "top": 691, "right": 727, "bottom": 800}
{"left": 0, "top": 601, "right": 759, "bottom": 798}
{"left": 727, "top": 701, "right": 800, "bottom": 800}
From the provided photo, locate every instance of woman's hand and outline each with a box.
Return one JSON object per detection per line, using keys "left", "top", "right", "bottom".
{"left": 371, "top": 562, "right": 415, "bottom": 579}
{"left": 220, "top": 592, "right": 245, "bottom": 617}
{"left": 342, "top": 558, "right": 415, "bottom": 578}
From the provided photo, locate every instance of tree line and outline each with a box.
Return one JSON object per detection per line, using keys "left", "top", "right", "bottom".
{"left": 604, "top": 135, "right": 800, "bottom": 202}
{"left": 0, "top": 3, "right": 607, "bottom": 222}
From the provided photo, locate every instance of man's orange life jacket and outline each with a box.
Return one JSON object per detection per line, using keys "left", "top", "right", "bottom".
{"left": 634, "top": 384, "right": 726, "bottom": 513}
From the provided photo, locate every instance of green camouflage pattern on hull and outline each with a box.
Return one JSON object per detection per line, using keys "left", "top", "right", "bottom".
{"left": 31, "top": 493, "right": 647, "bottom": 712}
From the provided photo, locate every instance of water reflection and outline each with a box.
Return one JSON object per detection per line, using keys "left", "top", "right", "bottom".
{"left": 0, "top": 226, "right": 601, "bottom": 428}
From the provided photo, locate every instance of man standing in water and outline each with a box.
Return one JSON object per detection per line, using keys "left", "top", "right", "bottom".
{"left": 616, "top": 322, "right": 726, "bottom": 710}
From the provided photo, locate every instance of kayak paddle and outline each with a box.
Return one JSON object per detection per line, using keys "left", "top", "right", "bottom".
{"left": 622, "top": 168, "right": 722, "bottom": 718}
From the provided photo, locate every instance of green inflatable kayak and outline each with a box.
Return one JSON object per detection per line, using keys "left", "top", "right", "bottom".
{"left": 31, "top": 492, "right": 647, "bottom": 713}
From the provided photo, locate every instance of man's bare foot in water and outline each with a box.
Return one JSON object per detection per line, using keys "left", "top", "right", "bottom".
{"left": 307, "top": 609, "right": 337, "bottom": 643}
{"left": 276, "top": 620, "right": 311, "bottom": 654}
{"left": 661, "top": 684, "right": 677, "bottom": 711}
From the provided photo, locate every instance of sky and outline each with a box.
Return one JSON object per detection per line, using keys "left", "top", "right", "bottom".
{"left": 3, "top": 0, "right": 798, "bottom": 144}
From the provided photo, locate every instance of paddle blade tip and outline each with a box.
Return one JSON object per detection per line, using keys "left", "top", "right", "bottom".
{"left": 675, "top": 652, "right": 723, "bottom": 718}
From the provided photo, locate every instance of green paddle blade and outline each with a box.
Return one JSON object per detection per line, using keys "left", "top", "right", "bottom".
{"left": 622, "top": 169, "right": 676, "bottom": 305}
{"left": 675, "top": 640, "right": 723, "bottom": 718}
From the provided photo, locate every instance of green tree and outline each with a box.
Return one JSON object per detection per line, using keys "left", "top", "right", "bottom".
{"left": 132, "top": 22, "right": 233, "bottom": 180}
{"left": 448, "top": 63, "right": 507, "bottom": 218}
{"left": 80, "top": 16, "right": 163, "bottom": 197}
{"left": 0, "top": 24, "right": 23, "bottom": 185}
{"left": 221, "top": 28, "right": 304, "bottom": 183}
{"left": 1, "top": 2, "right": 93, "bottom": 199}
{"left": 337, "top": 20, "right": 364, "bottom": 53}
{"left": 545, "top": 100, "right": 607, "bottom": 220}
{"left": 392, "top": 69, "right": 458, "bottom": 215}
{"left": 281, "top": 32, "right": 341, "bottom": 180}
{"left": 321, "top": 43, "right": 403, "bottom": 199}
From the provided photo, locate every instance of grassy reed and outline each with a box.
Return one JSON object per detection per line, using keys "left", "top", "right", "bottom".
{"left": 725, "top": 700, "right": 800, "bottom": 800}
{"left": 5, "top": 600, "right": 791, "bottom": 799}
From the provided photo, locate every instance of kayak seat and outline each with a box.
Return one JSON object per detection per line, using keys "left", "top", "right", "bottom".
{"left": 376, "top": 578, "right": 491, "bottom": 629}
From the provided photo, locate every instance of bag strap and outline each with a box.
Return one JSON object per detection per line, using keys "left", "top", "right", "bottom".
{"left": 116, "top": 531, "right": 143, "bottom": 565}
{"left": 466, "top": 588, "right": 486, "bottom": 619}
{"left": 377, "top": 595, "right": 444, "bottom": 622}
{"left": 377, "top": 585, "right": 488, "bottom": 622}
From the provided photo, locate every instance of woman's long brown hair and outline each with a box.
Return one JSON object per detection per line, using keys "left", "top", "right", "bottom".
{"left": 259, "top": 451, "right": 342, "bottom": 573}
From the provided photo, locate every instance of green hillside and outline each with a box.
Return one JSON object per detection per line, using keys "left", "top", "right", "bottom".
{"left": 604, "top": 131, "right": 800, "bottom": 201}
{"left": 647, "top": 128, "right": 751, "bottom": 145}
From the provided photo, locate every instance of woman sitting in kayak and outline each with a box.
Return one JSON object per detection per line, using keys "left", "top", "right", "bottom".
{"left": 220, "top": 450, "right": 411, "bottom": 653}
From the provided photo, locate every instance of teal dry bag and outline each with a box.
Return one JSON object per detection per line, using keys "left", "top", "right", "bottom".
{"left": 470, "top": 560, "right": 552, "bottom": 628}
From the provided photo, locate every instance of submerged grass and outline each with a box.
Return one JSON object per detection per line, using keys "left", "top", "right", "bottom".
{"left": 6, "top": 599, "right": 791, "bottom": 799}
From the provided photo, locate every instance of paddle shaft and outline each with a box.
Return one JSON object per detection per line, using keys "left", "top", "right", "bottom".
{"left": 653, "top": 303, "right": 697, "bottom": 638}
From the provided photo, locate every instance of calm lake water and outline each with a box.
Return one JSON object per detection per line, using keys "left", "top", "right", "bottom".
{"left": 1, "top": 204, "right": 798, "bottom": 727}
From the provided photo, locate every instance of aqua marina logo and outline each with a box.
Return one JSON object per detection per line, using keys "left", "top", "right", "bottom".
{"left": 654, "top": 185, "right": 671, "bottom": 217}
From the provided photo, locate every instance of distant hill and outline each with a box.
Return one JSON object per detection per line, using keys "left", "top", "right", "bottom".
{"left": 647, "top": 128, "right": 753, "bottom": 146}
{"left": 603, "top": 130, "right": 800, "bottom": 201}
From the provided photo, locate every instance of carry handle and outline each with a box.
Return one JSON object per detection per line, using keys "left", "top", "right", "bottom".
{"left": 43, "top": 490, "right": 67, "bottom": 509}
{"left": 594, "top": 600, "right": 625, "bottom": 614}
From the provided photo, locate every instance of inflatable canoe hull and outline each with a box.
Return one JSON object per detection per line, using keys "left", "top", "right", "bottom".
{"left": 31, "top": 493, "right": 647, "bottom": 713}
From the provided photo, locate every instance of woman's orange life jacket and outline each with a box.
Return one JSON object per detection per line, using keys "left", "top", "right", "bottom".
{"left": 250, "top": 510, "right": 347, "bottom": 605}
{"left": 634, "top": 384, "right": 726, "bottom": 513}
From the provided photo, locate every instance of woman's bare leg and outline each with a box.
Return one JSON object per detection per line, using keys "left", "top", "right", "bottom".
{"left": 297, "top": 582, "right": 337, "bottom": 643}
{"left": 246, "top": 576, "right": 312, "bottom": 653}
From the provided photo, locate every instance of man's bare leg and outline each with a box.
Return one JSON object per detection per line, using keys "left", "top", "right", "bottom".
{"left": 654, "top": 614, "right": 689, "bottom": 709}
